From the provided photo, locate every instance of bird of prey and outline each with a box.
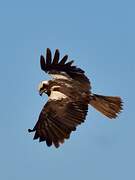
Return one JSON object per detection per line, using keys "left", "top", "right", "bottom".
{"left": 28, "top": 48, "right": 123, "bottom": 148}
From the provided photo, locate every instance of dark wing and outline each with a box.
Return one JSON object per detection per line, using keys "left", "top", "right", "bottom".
{"left": 28, "top": 99, "right": 88, "bottom": 148}
{"left": 40, "top": 48, "right": 91, "bottom": 89}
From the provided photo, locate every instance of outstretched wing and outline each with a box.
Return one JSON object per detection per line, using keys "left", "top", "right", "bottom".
{"left": 28, "top": 98, "right": 88, "bottom": 148}
{"left": 40, "top": 48, "right": 91, "bottom": 89}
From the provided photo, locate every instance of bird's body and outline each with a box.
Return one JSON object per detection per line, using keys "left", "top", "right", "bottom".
{"left": 28, "top": 48, "right": 123, "bottom": 148}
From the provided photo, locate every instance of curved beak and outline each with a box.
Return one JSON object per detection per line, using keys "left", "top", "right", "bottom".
{"left": 39, "top": 89, "right": 47, "bottom": 96}
{"left": 39, "top": 90, "right": 44, "bottom": 96}
{"left": 39, "top": 91, "right": 43, "bottom": 96}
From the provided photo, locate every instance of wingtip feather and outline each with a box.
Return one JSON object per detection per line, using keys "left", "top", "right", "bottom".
{"left": 46, "top": 48, "right": 52, "bottom": 64}
{"left": 59, "top": 55, "right": 68, "bottom": 65}
{"left": 53, "top": 49, "right": 60, "bottom": 64}
{"left": 40, "top": 55, "right": 46, "bottom": 71}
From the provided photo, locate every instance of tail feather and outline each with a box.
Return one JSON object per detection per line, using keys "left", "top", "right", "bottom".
{"left": 89, "top": 94, "right": 123, "bottom": 119}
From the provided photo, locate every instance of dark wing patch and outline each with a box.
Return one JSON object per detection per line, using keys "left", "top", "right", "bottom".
{"left": 40, "top": 48, "right": 90, "bottom": 85}
{"left": 28, "top": 99, "right": 88, "bottom": 148}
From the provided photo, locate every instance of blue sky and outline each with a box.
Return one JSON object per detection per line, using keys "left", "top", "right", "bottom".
{"left": 0, "top": 0, "right": 134, "bottom": 179}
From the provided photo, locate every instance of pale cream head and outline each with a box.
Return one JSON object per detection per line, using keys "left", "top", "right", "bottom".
{"left": 38, "top": 80, "right": 49, "bottom": 96}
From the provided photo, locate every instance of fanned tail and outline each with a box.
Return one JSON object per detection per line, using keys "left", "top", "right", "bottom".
{"left": 89, "top": 94, "right": 123, "bottom": 119}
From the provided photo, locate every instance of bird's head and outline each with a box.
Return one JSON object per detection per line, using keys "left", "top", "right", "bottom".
{"left": 38, "top": 81, "right": 49, "bottom": 96}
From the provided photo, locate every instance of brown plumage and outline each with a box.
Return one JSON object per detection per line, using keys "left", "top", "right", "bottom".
{"left": 89, "top": 94, "right": 122, "bottom": 119}
{"left": 28, "top": 48, "right": 123, "bottom": 148}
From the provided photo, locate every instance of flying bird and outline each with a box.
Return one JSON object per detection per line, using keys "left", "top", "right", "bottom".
{"left": 28, "top": 48, "right": 123, "bottom": 148}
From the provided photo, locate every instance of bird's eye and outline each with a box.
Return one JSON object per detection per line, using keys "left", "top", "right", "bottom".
{"left": 43, "top": 84, "right": 47, "bottom": 88}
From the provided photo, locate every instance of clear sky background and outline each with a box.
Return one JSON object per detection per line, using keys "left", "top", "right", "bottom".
{"left": 0, "top": 0, "right": 134, "bottom": 180}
